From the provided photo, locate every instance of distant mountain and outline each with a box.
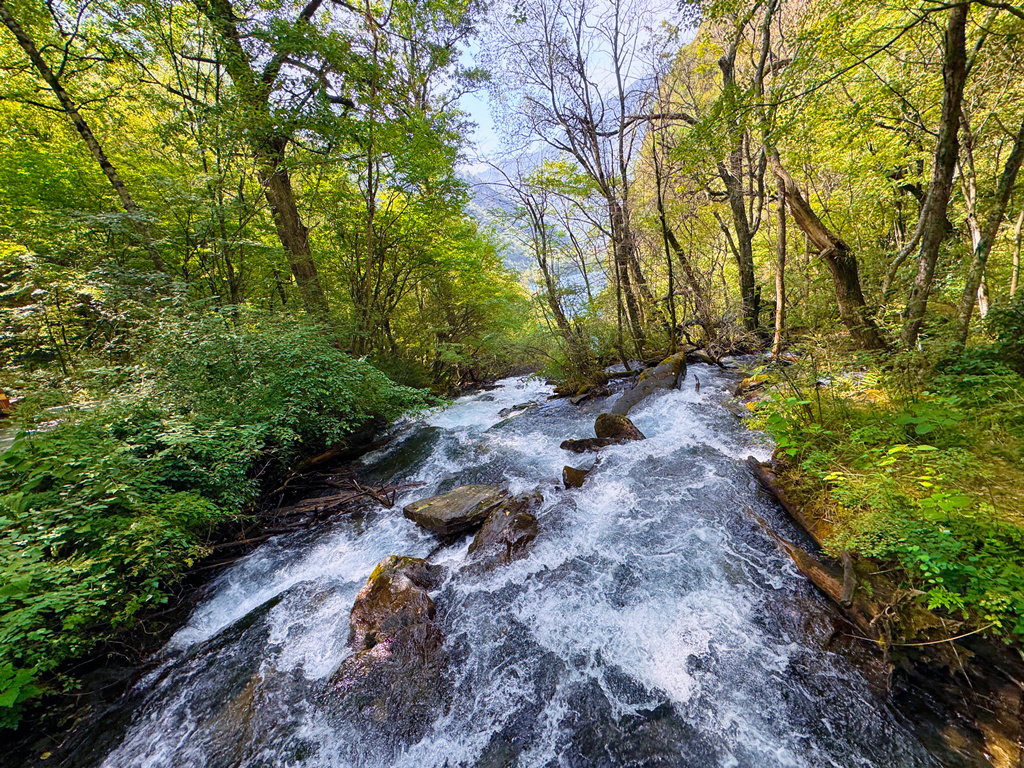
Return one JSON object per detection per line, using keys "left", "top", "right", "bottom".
{"left": 461, "top": 170, "right": 533, "bottom": 272}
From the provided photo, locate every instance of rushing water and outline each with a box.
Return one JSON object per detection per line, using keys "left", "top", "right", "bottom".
{"left": 94, "top": 366, "right": 948, "bottom": 768}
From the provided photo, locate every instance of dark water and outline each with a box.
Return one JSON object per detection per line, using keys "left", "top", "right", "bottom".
{"left": 94, "top": 367, "right": 947, "bottom": 767}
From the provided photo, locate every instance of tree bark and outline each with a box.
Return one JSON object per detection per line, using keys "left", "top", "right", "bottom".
{"left": 652, "top": 129, "right": 679, "bottom": 352}
{"left": 195, "top": 0, "right": 329, "bottom": 317}
{"left": 609, "top": 197, "right": 645, "bottom": 351}
{"left": 1012, "top": 209, "right": 1023, "bottom": 297}
{"left": 768, "top": 150, "right": 887, "bottom": 350}
{"left": 953, "top": 112, "right": 1024, "bottom": 346}
{"left": 0, "top": 0, "right": 165, "bottom": 273}
{"left": 900, "top": 4, "right": 969, "bottom": 348}
{"left": 773, "top": 185, "right": 786, "bottom": 357}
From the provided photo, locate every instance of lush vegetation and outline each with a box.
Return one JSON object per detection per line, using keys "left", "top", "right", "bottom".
{"left": 0, "top": 303, "right": 426, "bottom": 725}
{"left": 2, "top": 0, "right": 1024, "bottom": 737}
{"left": 748, "top": 298, "right": 1024, "bottom": 637}
{"left": 478, "top": 0, "right": 1024, "bottom": 655}
{"left": 0, "top": 0, "right": 533, "bottom": 728}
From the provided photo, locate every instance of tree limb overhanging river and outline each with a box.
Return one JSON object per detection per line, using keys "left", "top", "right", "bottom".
{"left": 87, "top": 365, "right": 949, "bottom": 767}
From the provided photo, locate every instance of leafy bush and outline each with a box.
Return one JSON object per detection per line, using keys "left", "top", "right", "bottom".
{"left": 0, "top": 309, "right": 425, "bottom": 727}
{"left": 752, "top": 348, "right": 1024, "bottom": 640}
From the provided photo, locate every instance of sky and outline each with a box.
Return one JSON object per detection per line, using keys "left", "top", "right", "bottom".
{"left": 460, "top": 89, "right": 501, "bottom": 161}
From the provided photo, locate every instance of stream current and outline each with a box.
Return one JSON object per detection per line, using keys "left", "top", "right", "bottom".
{"left": 95, "top": 366, "right": 946, "bottom": 768}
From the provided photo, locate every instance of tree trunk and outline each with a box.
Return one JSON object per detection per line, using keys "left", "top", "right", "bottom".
{"left": 609, "top": 197, "right": 645, "bottom": 351}
{"left": 652, "top": 133, "right": 679, "bottom": 352}
{"left": 773, "top": 185, "right": 786, "bottom": 358}
{"left": 768, "top": 150, "right": 887, "bottom": 350}
{"left": 900, "top": 4, "right": 969, "bottom": 348}
{"left": 718, "top": 43, "right": 761, "bottom": 332}
{"left": 719, "top": 158, "right": 759, "bottom": 332}
{"left": 195, "top": 0, "right": 329, "bottom": 317}
{"left": 262, "top": 137, "right": 329, "bottom": 316}
{"left": 953, "top": 112, "right": 1024, "bottom": 346}
{"left": 0, "top": 0, "right": 165, "bottom": 273}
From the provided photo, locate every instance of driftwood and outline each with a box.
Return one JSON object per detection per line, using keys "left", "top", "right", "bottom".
{"left": 841, "top": 551, "right": 857, "bottom": 607}
{"left": 745, "top": 457, "right": 886, "bottom": 642}
{"left": 274, "top": 481, "right": 424, "bottom": 517}
{"left": 291, "top": 433, "right": 395, "bottom": 474}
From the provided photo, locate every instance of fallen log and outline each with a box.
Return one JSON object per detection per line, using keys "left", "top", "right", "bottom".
{"left": 746, "top": 456, "right": 826, "bottom": 546}
{"left": 274, "top": 481, "right": 424, "bottom": 517}
{"left": 841, "top": 551, "right": 857, "bottom": 607}
{"left": 744, "top": 507, "right": 883, "bottom": 642}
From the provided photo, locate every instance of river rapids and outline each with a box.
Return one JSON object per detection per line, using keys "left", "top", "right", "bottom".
{"left": 92, "top": 365, "right": 951, "bottom": 767}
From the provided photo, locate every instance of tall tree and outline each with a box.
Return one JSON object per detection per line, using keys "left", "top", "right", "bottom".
{"left": 772, "top": 183, "right": 786, "bottom": 357}
{"left": 953, "top": 112, "right": 1024, "bottom": 345}
{"left": 900, "top": 3, "right": 969, "bottom": 348}
{"left": 487, "top": 0, "right": 664, "bottom": 352}
{"left": 0, "top": 0, "right": 165, "bottom": 273}
{"left": 768, "top": 149, "right": 887, "bottom": 350}
{"left": 193, "top": 0, "right": 330, "bottom": 316}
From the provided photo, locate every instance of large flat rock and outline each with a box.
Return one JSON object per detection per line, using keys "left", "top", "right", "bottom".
{"left": 403, "top": 484, "right": 507, "bottom": 535}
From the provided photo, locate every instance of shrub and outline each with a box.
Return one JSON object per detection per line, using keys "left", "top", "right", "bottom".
{"left": 0, "top": 309, "right": 425, "bottom": 727}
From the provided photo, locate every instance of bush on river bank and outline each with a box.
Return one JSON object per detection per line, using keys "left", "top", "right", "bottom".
{"left": 0, "top": 310, "right": 425, "bottom": 727}
{"left": 748, "top": 314, "right": 1024, "bottom": 644}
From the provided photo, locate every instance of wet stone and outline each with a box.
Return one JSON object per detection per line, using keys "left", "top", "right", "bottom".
{"left": 563, "top": 464, "right": 592, "bottom": 488}
{"left": 468, "top": 495, "right": 540, "bottom": 569}
{"left": 594, "top": 412, "right": 645, "bottom": 441}
{"left": 323, "top": 556, "right": 449, "bottom": 750}
{"left": 559, "top": 437, "right": 629, "bottom": 453}
{"left": 403, "top": 484, "right": 507, "bottom": 535}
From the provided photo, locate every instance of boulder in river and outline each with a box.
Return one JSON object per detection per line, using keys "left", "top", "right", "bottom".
{"left": 469, "top": 495, "right": 540, "bottom": 568}
{"left": 498, "top": 401, "right": 539, "bottom": 418}
{"left": 560, "top": 437, "right": 630, "bottom": 453}
{"left": 403, "top": 484, "right": 506, "bottom": 535}
{"left": 611, "top": 352, "right": 687, "bottom": 415}
{"left": 348, "top": 555, "right": 444, "bottom": 650}
{"left": 327, "top": 555, "right": 449, "bottom": 746}
{"left": 594, "top": 413, "right": 645, "bottom": 441}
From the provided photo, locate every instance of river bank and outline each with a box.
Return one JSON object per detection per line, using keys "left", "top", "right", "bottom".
{"left": 733, "top": 352, "right": 1024, "bottom": 767}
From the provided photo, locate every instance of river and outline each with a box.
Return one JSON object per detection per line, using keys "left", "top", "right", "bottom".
{"left": 90, "top": 365, "right": 952, "bottom": 767}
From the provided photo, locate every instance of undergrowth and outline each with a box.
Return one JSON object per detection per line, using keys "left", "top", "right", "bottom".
{"left": 750, "top": 308, "right": 1024, "bottom": 642}
{"left": 0, "top": 309, "right": 425, "bottom": 727}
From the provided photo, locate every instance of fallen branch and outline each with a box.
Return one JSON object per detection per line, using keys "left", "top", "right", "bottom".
{"left": 743, "top": 506, "right": 883, "bottom": 642}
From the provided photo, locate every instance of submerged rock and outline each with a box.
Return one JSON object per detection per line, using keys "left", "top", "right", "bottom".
{"left": 594, "top": 412, "right": 645, "bottom": 441}
{"left": 469, "top": 495, "right": 540, "bottom": 568}
{"left": 562, "top": 464, "right": 592, "bottom": 488}
{"left": 611, "top": 352, "right": 687, "bottom": 415}
{"left": 403, "top": 484, "right": 507, "bottom": 535}
{"left": 325, "top": 555, "right": 448, "bottom": 747}
{"left": 498, "top": 401, "right": 539, "bottom": 418}
{"left": 559, "top": 414, "right": 644, "bottom": 454}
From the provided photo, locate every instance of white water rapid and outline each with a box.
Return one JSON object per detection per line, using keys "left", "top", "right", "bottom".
{"left": 93, "top": 366, "right": 946, "bottom": 768}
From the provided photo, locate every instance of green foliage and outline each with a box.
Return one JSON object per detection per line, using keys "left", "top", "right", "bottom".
{"left": 752, "top": 346, "right": 1024, "bottom": 639}
{"left": 0, "top": 309, "right": 424, "bottom": 727}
